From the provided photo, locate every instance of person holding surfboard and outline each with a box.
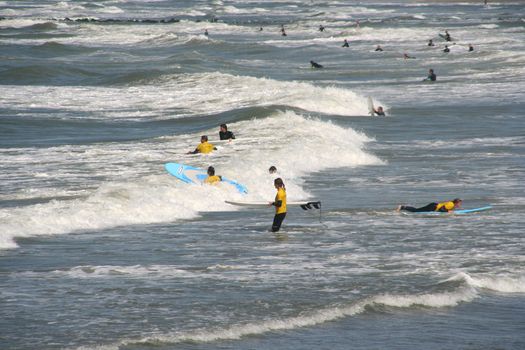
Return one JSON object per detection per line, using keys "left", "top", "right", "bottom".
{"left": 204, "top": 166, "right": 222, "bottom": 184}
{"left": 397, "top": 198, "right": 462, "bottom": 213}
{"left": 270, "top": 178, "right": 287, "bottom": 232}
{"left": 373, "top": 106, "right": 385, "bottom": 116}
{"left": 187, "top": 135, "right": 217, "bottom": 154}
{"left": 423, "top": 69, "right": 436, "bottom": 82}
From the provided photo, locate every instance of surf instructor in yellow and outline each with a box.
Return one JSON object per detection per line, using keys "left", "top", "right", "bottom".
{"left": 187, "top": 135, "right": 216, "bottom": 154}
{"left": 270, "top": 178, "right": 287, "bottom": 232}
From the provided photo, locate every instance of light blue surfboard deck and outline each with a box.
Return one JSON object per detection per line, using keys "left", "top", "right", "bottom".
{"left": 403, "top": 205, "right": 492, "bottom": 215}
{"left": 165, "top": 162, "right": 248, "bottom": 194}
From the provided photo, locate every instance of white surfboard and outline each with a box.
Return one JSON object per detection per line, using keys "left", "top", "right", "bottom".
{"left": 225, "top": 200, "right": 321, "bottom": 210}
{"left": 367, "top": 96, "right": 375, "bottom": 116}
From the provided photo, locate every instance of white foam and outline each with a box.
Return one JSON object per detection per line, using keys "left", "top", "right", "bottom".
{"left": 448, "top": 272, "right": 525, "bottom": 294}
{"left": 373, "top": 288, "right": 477, "bottom": 308}
{"left": 0, "top": 111, "right": 381, "bottom": 249}
{"left": 0, "top": 72, "right": 373, "bottom": 120}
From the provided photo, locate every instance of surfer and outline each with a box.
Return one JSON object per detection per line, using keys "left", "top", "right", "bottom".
{"left": 444, "top": 30, "right": 451, "bottom": 41}
{"left": 310, "top": 60, "right": 323, "bottom": 69}
{"left": 204, "top": 166, "right": 222, "bottom": 184}
{"left": 428, "top": 39, "right": 434, "bottom": 47}
{"left": 219, "top": 123, "right": 235, "bottom": 140}
{"left": 423, "top": 69, "right": 437, "bottom": 82}
{"left": 375, "top": 45, "right": 383, "bottom": 51}
{"left": 319, "top": 25, "right": 325, "bottom": 32}
{"left": 342, "top": 39, "right": 349, "bottom": 47}
{"left": 187, "top": 135, "right": 217, "bottom": 154}
{"left": 443, "top": 45, "right": 450, "bottom": 53}
{"left": 269, "top": 178, "right": 287, "bottom": 232}
{"left": 269, "top": 166, "right": 277, "bottom": 174}
{"left": 280, "top": 25, "right": 287, "bottom": 36}
{"left": 397, "top": 198, "right": 462, "bottom": 213}
{"left": 403, "top": 53, "right": 416, "bottom": 59}
{"left": 204, "top": 29, "right": 209, "bottom": 36}
{"left": 468, "top": 44, "right": 474, "bottom": 52}
{"left": 373, "top": 106, "right": 386, "bottom": 116}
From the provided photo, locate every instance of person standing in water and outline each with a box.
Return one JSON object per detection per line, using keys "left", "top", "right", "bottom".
{"left": 219, "top": 123, "right": 235, "bottom": 140}
{"left": 269, "top": 178, "right": 287, "bottom": 232}
{"left": 423, "top": 69, "right": 437, "bottom": 81}
{"left": 187, "top": 135, "right": 217, "bottom": 154}
{"left": 204, "top": 166, "right": 222, "bottom": 184}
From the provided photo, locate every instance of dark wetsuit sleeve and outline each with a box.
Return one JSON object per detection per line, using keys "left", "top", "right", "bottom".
{"left": 273, "top": 200, "right": 282, "bottom": 208}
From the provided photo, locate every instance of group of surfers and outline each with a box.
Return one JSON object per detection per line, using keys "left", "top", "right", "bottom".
{"left": 184, "top": 124, "right": 463, "bottom": 232}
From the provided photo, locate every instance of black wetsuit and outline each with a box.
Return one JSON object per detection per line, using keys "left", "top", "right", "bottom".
{"left": 427, "top": 73, "right": 436, "bottom": 81}
{"left": 443, "top": 47, "right": 450, "bottom": 53}
{"left": 310, "top": 61, "right": 323, "bottom": 68}
{"left": 374, "top": 110, "right": 386, "bottom": 117}
{"left": 342, "top": 41, "right": 349, "bottom": 47}
{"left": 219, "top": 131, "right": 235, "bottom": 140}
{"left": 400, "top": 203, "right": 438, "bottom": 212}
{"left": 272, "top": 213, "right": 286, "bottom": 232}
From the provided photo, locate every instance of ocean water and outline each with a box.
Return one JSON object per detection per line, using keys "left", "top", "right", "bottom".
{"left": 1, "top": 1, "right": 524, "bottom": 349}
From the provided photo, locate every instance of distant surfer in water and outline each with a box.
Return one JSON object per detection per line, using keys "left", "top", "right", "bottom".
{"left": 219, "top": 123, "right": 235, "bottom": 140}
{"left": 468, "top": 43, "right": 474, "bottom": 52}
{"left": 403, "top": 53, "right": 416, "bottom": 59}
{"left": 443, "top": 45, "right": 450, "bottom": 53}
{"left": 204, "top": 166, "right": 222, "bottom": 184}
{"left": 187, "top": 135, "right": 217, "bottom": 154}
{"left": 270, "top": 178, "right": 287, "bottom": 232}
{"left": 423, "top": 69, "right": 437, "bottom": 82}
{"left": 373, "top": 106, "right": 385, "bottom": 116}
{"left": 444, "top": 30, "right": 451, "bottom": 41}
{"left": 342, "top": 39, "right": 349, "bottom": 47}
{"left": 280, "top": 25, "right": 287, "bottom": 36}
{"left": 319, "top": 25, "right": 325, "bottom": 32}
{"left": 397, "top": 198, "right": 462, "bottom": 213}
{"left": 428, "top": 39, "right": 434, "bottom": 47}
{"left": 204, "top": 29, "right": 209, "bottom": 36}
{"left": 310, "top": 60, "right": 323, "bottom": 68}
{"left": 269, "top": 166, "right": 277, "bottom": 174}
{"left": 375, "top": 45, "right": 383, "bottom": 51}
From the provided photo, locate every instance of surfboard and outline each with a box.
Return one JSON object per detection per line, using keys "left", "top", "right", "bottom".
{"left": 438, "top": 33, "right": 454, "bottom": 41}
{"left": 165, "top": 162, "right": 248, "bottom": 194}
{"left": 367, "top": 96, "right": 375, "bottom": 116}
{"left": 225, "top": 200, "right": 321, "bottom": 210}
{"left": 402, "top": 205, "right": 492, "bottom": 215}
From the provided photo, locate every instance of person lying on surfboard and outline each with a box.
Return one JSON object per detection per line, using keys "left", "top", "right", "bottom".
{"left": 204, "top": 166, "right": 222, "bottom": 184}
{"left": 187, "top": 135, "right": 217, "bottom": 154}
{"left": 397, "top": 198, "right": 462, "bottom": 213}
{"left": 269, "top": 178, "right": 287, "bottom": 232}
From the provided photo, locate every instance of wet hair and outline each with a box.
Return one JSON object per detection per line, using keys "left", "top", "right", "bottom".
{"left": 269, "top": 166, "right": 277, "bottom": 174}
{"left": 201, "top": 135, "right": 208, "bottom": 141}
{"left": 207, "top": 166, "right": 215, "bottom": 176}
{"left": 220, "top": 123, "right": 227, "bottom": 130}
{"left": 274, "top": 177, "right": 285, "bottom": 190}
{"left": 452, "top": 198, "right": 462, "bottom": 204}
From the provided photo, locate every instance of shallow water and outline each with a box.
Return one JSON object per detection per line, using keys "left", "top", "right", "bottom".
{"left": 1, "top": 1, "right": 524, "bottom": 349}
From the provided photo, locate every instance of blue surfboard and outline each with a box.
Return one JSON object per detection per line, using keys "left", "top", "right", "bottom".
{"left": 404, "top": 205, "right": 492, "bottom": 215}
{"left": 165, "top": 162, "right": 248, "bottom": 194}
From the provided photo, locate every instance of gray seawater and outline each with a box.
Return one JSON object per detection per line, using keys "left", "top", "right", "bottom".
{"left": 1, "top": 1, "right": 524, "bottom": 349}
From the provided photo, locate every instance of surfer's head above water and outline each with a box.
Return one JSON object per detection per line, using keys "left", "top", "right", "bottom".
{"left": 207, "top": 166, "right": 215, "bottom": 176}
{"left": 269, "top": 166, "right": 277, "bottom": 174}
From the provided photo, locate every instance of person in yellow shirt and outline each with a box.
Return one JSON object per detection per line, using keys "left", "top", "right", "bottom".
{"left": 203, "top": 166, "right": 222, "bottom": 185}
{"left": 397, "top": 198, "right": 462, "bottom": 213}
{"left": 269, "top": 178, "right": 287, "bottom": 232}
{"left": 187, "top": 135, "right": 217, "bottom": 154}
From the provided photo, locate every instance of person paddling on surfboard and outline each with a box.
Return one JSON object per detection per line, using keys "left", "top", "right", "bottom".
{"left": 397, "top": 198, "right": 462, "bottom": 213}
{"left": 269, "top": 178, "right": 287, "bottom": 232}
{"left": 204, "top": 166, "right": 222, "bottom": 184}
{"left": 188, "top": 135, "right": 217, "bottom": 154}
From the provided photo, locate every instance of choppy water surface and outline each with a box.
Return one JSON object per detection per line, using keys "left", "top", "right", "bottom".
{"left": 1, "top": 1, "right": 524, "bottom": 349}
